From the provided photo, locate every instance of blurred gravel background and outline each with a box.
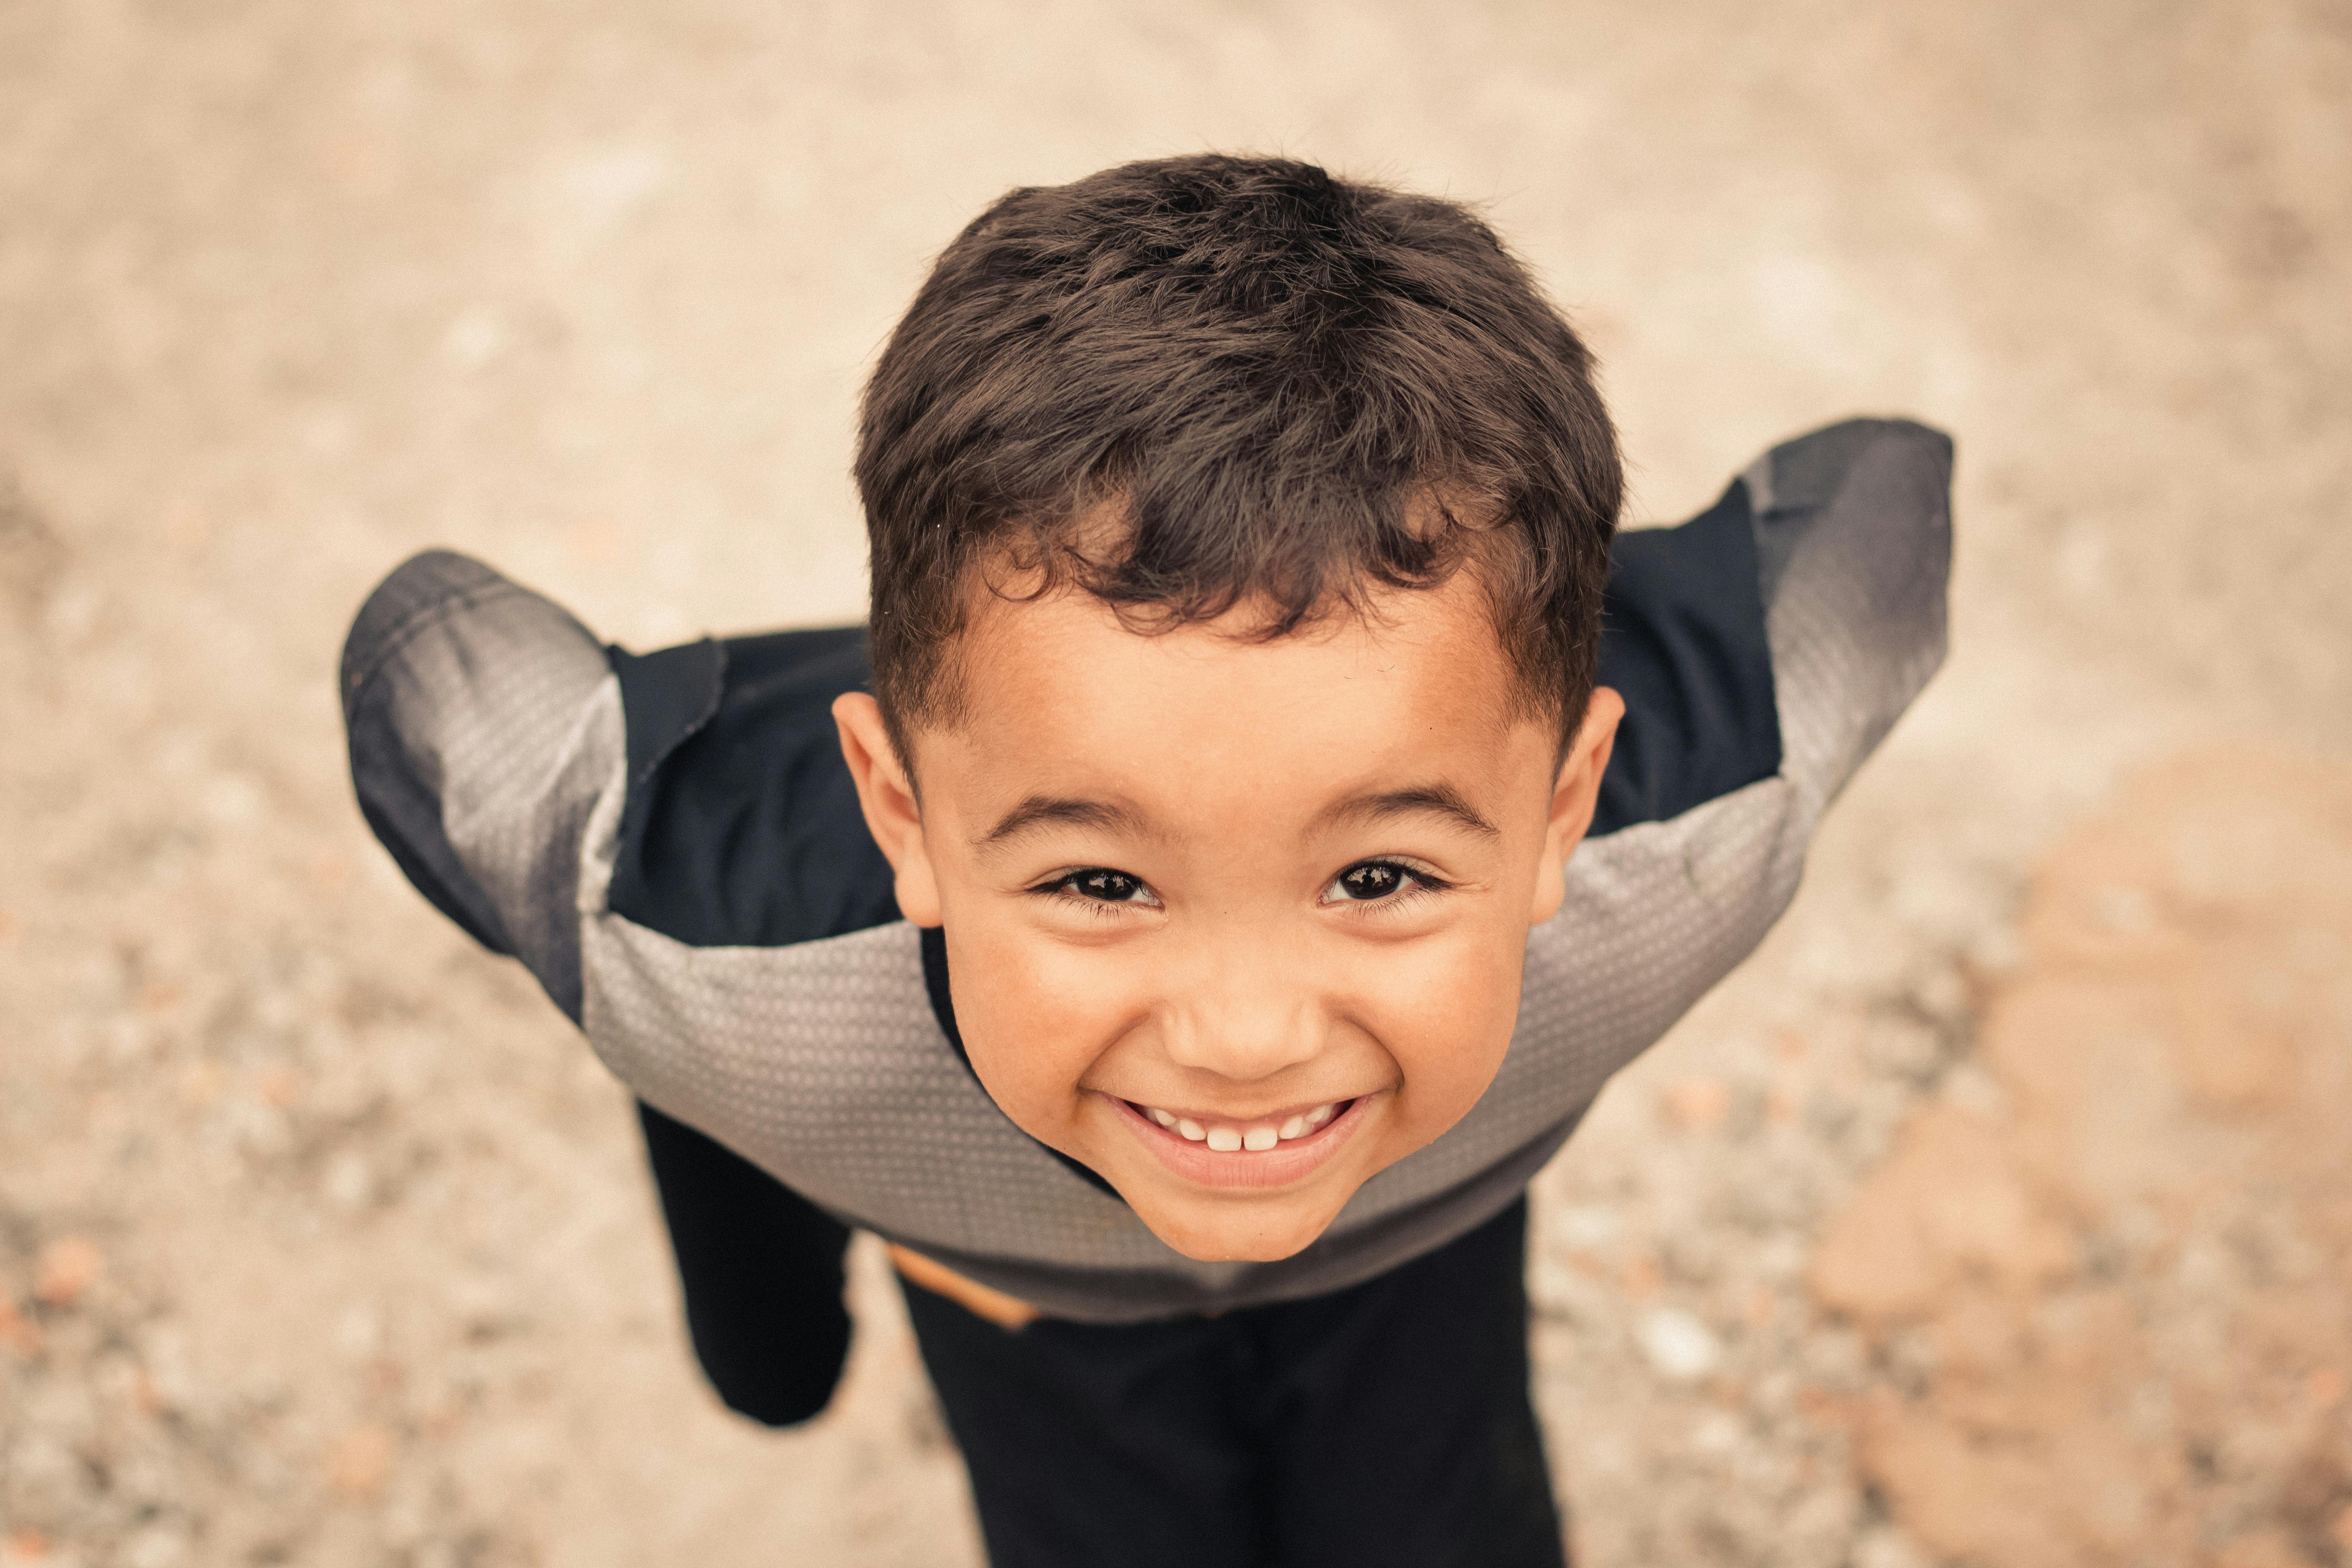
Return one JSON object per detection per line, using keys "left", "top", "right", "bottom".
{"left": 2, "top": 1, "right": 2348, "bottom": 1563}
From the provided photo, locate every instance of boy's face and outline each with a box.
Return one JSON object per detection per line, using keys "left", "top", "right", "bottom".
{"left": 836, "top": 573, "right": 1620, "bottom": 1264}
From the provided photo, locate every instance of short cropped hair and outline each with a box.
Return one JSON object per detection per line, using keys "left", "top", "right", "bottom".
{"left": 855, "top": 153, "right": 1621, "bottom": 762}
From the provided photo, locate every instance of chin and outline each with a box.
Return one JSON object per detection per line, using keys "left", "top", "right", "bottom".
{"left": 1123, "top": 1189, "right": 1353, "bottom": 1263}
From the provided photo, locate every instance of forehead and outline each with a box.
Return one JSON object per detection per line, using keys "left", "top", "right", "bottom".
{"left": 914, "top": 574, "right": 1538, "bottom": 823}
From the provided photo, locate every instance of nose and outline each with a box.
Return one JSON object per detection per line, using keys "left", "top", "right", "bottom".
{"left": 1159, "top": 929, "right": 1328, "bottom": 1082}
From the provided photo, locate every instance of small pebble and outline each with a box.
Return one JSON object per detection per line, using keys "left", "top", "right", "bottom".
{"left": 1637, "top": 1307, "right": 1722, "bottom": 1380}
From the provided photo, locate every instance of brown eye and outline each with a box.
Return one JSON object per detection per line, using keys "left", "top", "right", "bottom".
{"left": 1068, "top": 869, "right": 1149, "bottom": 902}
{"left": 1331, "top": 862, "right": 1408, "bottom": 901}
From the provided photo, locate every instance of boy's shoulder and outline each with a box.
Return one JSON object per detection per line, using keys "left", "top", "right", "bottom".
{"left": 1602, "top": 414, "right": 1951, "bottom": 826}
{"left": 602, "top": 624, "right": 897, "bottom": 949}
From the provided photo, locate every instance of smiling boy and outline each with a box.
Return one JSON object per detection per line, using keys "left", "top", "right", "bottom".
{"left": 837, "top": 560, "right": 1621, "bottom": 1264}
{"left": 342, "top": 155, "right": 1950, "bottom": 1566}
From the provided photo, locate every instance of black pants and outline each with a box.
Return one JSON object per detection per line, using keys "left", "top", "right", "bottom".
{"left": 639, "top": 1103, "right": 1567, "bottom": 1568}
{"left": 637, "top": 1102, "right": 854, "bottom": 1426}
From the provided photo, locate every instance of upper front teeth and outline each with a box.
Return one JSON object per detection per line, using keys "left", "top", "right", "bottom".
{"left": 1144, "top": 1102, "right": 1339, "bottom": 1148}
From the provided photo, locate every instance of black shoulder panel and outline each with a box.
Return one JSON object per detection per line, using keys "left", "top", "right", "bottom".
{"left": 607, "top": 626, "right": 902, "bottom": 948}
{"left": 1591, "top": 478, "right": 1782, "bottom": 837}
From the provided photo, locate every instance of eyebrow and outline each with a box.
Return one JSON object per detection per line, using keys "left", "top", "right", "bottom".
{"left": 976, "top": 795, "right": 1147, "bottom": 850}
{"left": 1316, "top": 784, "right": 1502, "bottom": 840}
{"left": 974, "top": 782, "right": 1501, "bottom": 851}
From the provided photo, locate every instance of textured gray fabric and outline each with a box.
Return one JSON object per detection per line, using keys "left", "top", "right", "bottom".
{"left": 344, "top": 551, "right": 614, "bottom": 1021}
{"left": 343, "top": 417, "right": 1950, "bottom": 1323}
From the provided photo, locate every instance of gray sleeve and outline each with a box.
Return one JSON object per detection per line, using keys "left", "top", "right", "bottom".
{"left": 339, "top": 551, "right": 622, "bottom": 1023}
{"left": 1744, "top": 416, "right": 1954, "bottom": 825}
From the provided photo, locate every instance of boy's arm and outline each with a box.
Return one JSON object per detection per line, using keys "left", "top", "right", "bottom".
{"left": 339, "top": 549, "right": 622, "bottom": 1022}
{"left": 1744, "top": 416, "right": 1953, "bottom": 825}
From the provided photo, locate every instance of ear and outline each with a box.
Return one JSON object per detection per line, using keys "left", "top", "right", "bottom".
{"left": 1528, "top": 686, "right": 1624, "bottom": 926}
{"left": 832, "top": 692, "right": 944, "bottom": 927}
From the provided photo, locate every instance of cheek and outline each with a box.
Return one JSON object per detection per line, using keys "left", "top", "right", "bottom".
{"left": 943, "top": 924, "right": 1132, "bottom": 1127}
{"left": 1361, "top": 929, "right": 1526, "bottom": 1125}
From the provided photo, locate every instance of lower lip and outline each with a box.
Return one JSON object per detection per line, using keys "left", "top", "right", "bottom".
{"left": 1107, "top": 1093, "right": 1379, "bottom": 1190}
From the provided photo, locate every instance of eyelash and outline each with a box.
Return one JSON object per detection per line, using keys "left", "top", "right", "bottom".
{"left": 1027, "top": 860, "right": 1453, "bottom": 918}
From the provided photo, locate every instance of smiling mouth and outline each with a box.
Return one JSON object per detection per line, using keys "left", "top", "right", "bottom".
{"left": 1135, "top": 1098, "right": 1343, "bottom": 1152}
{"left": 1108, "top": 1093, "right": 1376, "bottom": 1189}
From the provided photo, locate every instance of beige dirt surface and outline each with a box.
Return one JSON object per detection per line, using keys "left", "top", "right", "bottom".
{"left": 3, "top": 2, "right": 2349, "bottom": 1564}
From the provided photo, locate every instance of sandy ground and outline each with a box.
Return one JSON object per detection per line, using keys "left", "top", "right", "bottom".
{"left": 2, "top": 1, "right": 2349, "bottom": 1563}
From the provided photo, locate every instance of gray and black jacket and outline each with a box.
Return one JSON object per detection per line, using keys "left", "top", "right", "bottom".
{"left": 340, "top": 418, "right": 1951, "bottom": 1323}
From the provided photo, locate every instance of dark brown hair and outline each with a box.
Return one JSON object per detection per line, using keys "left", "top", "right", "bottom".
{"left": 855, "top": 153, "right": 1621, "bottom": 762}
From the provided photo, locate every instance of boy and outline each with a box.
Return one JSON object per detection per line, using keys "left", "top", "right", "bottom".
{"left": 342, "top": 154, "right": 1949, "bottom": 1566}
